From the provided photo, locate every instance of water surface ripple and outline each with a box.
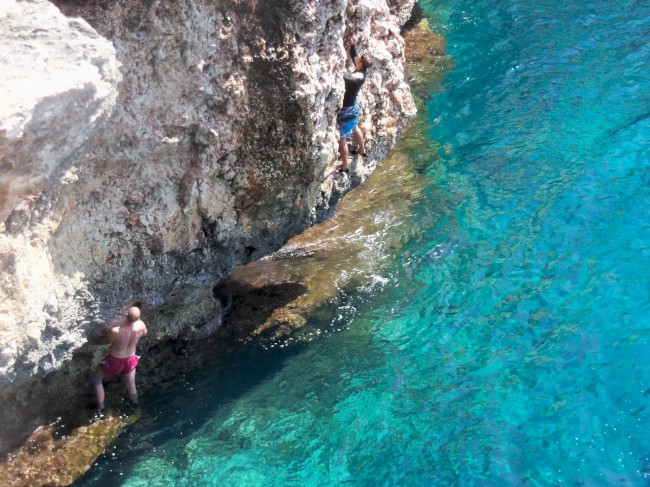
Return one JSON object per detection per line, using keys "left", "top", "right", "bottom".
{"left": 78, "top": 0, "right": 650, "bottom": 485}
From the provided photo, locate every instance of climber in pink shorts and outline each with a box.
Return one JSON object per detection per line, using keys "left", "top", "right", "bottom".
{"left": 91, "top": 306, "right": 148, "bottom": 409}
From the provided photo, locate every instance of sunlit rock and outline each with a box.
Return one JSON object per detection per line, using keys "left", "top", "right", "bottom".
{"left": 0, "top": 0, "right": 121, "bottom": 224}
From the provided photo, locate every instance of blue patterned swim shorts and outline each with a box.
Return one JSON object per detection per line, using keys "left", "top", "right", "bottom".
{"left": 337, "top": 102, "right": 361, "bottom": 139}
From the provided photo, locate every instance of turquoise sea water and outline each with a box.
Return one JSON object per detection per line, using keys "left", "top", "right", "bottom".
{"left": 78, "top": 0, "right": 650, "bottom": 485}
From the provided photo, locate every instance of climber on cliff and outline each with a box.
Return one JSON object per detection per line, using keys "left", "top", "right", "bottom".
{"left": 336, "top": 36, "right": 374, "bottom": 173}
{"left": 90, "top": 306, "right": 148, "bottom": 410}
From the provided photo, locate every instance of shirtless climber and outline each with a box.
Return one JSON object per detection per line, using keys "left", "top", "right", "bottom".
{"left": 91, "top": 306, "right": 147, "bottom": 409}
{"left": 336, "top": 36, "right": 374, "bottom": 173}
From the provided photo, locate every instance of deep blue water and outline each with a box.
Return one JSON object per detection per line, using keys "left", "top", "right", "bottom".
{"left": 78, "top": 0, "right": 650, "bottom": 485}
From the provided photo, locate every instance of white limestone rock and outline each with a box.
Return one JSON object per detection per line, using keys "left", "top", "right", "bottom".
{"left": 0, "top": 0, "right": 121, "bottom": 224}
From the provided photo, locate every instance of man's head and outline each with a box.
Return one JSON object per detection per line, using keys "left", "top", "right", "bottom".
{"left": 126, "top": 306, "right": 141, "bottom": 323}
{"left": 358, "top": 54, "right": 373, "bottom": 72}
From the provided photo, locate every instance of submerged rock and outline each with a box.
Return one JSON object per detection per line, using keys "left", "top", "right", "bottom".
{"left": 0, "top": 410, "right": 139, "bottom": 487}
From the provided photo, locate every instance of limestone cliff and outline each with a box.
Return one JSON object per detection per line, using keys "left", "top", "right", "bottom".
{"left": 0, "top": 0, "right": 415, "bottom": 454}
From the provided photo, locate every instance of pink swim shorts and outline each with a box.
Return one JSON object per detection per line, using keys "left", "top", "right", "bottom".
{"left": 100, "top": 354, "right": 139, "bottom": 377}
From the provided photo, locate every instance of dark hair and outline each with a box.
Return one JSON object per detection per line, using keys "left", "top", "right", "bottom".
{"left": 360, "top": 54, "right": 373, "bottom": 72}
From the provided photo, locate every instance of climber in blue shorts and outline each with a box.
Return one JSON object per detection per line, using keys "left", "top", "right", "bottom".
{"left": 336, "top": 36, "right": 374, "bottom": 173}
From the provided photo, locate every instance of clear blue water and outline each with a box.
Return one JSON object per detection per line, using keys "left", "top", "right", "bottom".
{"left": 78, "top": 0, "right": 650, "bottom": 485}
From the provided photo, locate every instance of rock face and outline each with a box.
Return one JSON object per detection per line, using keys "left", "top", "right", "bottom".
{"left": 0, "top": 0, "right": 415, "bottom": 453}
{"left": 0, "top": 0, "right": 122, "bottom": 225}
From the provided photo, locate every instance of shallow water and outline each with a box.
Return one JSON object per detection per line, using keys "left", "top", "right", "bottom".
{"left": 77, "top": 0, "right": 650, "bottom": 485}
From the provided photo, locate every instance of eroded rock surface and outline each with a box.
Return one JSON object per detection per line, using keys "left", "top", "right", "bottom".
{"left": 0, "top": 0, "right": 416, "bottom": 454}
